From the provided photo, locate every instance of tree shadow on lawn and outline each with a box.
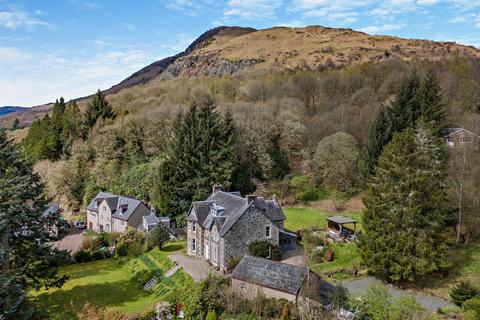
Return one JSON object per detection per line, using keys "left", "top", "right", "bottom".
{"left": 161, "top": 243, "right": 184, "bottom": 252}
{"left": 33, "top": 279, "right": 153, "bottom": 319}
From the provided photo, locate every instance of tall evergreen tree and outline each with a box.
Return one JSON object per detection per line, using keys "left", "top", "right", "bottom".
{"left": 0, "top": 130, "right": 67, "bottom": 319}
{"left": 363, "top": 71, "right": 420, "bottom": 175}
{"left": 154, "top": 100, "right": 236, "bottom": 219}
{"left": 417, "top": 70, "right": 446, "bottom": 135}
{"left": 61, "top": 102, "right": 83, "bottom": 156}
{"left": 359, "top": 124, "right": 449, "bottom": 281}
{"left": 48, "top": 98, "right": 67, "bottom": 160}
{"left": 84, "top": 90, "right": 116, "bottom": 131}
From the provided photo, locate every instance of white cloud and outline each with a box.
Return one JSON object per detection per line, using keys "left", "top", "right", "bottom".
{"left": 0, "top": 47, "right": 31, "bottom": 64}
{"left": 0, "top": 48, "right": 165, "bottom": 106}
{"left": 0, "top": 9, "right": 52, "bottom": 30}
{"left": 223, "top": 0, "right": 283, "bottom": 19}
{"left": 360, "top": 23, "right": 406, "bottom": 34}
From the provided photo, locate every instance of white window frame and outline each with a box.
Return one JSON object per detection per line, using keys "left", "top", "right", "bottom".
{"left": 266, "top": 225, "right": 271, "bottom": 238}
{"left": 192, "top": 222, "right": 196, "bottom": 232}
{"left": 192, "top": 239, "right": 196, "bottom": 251}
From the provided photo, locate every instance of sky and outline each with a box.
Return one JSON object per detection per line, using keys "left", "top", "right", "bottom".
{"left": 1, "top": 0, "right": 480, "bottom": 107}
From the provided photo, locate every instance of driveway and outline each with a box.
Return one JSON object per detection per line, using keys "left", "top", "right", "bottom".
{"left": 281, "top": 247, "right": 306, "bottom": 267}
{"left": 342, "top": 277, "right": 452, "bottom": 312}
{"left": 53, "top": 229, "right": 84, "bottom": 253}
{"left": 169, "top": 253, "right": 217, "bottom": 281}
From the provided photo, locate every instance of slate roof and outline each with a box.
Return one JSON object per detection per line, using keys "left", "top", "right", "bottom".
{"left": 86, "top": 192, "right": 145, "bottom": 221}
{"left": 327, "top": 215, "right": 357, "bottom": 225}
{"left": 444, "top": 127, "right": 480, "bottom": 138}
{"left": 143, "top": 213, "right": 159, "bottom": 225}
{"left": 232, "top": 255, "right": 308, "bottom": 295}
{"left": 187, "top": 190, "right": 286, "bottom": 236}
{"left": 42, "top": 203, "right": 60, "bottom": 218}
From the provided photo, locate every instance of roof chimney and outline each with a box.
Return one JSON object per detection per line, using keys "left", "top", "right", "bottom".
{"left": 212, "top": 184, "right": 222, "bottom": 194}
{"left": 247, "top": 195, "right": 258, "bottom": 205}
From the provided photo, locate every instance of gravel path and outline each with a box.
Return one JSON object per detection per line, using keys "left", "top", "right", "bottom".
{"left": 342, "top": 277, "right": 451, "bottom": 311}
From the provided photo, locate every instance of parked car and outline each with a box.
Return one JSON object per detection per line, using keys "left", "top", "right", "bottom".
{"left": 73, "top": 221, "right": 86, "bottom": 229}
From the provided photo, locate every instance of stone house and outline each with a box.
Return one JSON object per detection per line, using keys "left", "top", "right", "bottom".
{"left": 86, "top": 192, "right": 151, "bottom": 233}
{"left": 445, "top": 128, "right": 480, "bottom": 148}
{"left": 231, "top": 255, "right": 335, "bottom": 304}
{"left": 186, "top": 186, "right": 295, "bottom": 272}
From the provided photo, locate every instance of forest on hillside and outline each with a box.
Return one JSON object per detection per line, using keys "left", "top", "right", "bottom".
{"left": 12, "top": 56, "right": 480, "bottom": 230}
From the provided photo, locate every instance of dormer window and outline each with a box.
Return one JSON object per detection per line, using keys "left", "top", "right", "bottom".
{"left": 266, "top": 226, "right": 271, "bottom": 238}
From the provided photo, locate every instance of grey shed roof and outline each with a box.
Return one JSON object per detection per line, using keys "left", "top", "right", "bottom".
{"left": 232, "top": 255, "right": 308, "bottom": 295}
{"left": 327, "top": 215, "right": 357, "bottom": 225}
{"left": 143, "top": 213, "right": 159, "bottom": 225}
{"left": 42, "top": 203, "right": 60, "bottom": 218}
{"left": 86, "top": 192, "right": 145, "bottom": 221}
{"left": 444, "top": 127, "right": 480, "bottom": 138}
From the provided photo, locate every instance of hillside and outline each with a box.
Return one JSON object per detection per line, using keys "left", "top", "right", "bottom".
{"left": 0, "top": 106, "right": 27, "bottom": 116}
{"left": 2, "top": 25, "right": 480, "bottom": 129}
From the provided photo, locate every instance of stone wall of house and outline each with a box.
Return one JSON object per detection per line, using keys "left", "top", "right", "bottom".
{"left": 87, "top": 209, "right": 98, "bottom": 231}
{"left": 97, "top": 199, "right": 113, "bottom": 232}
{"left": 112, "top": 218, "right": 128, "bottom": 233}
{"left": 231, "top": 278, "right": 297, "bottom": 302}
{"left": 222, "top": 206, "right": 280, "bottom": 270}
{"left": 187, "top": 220, "right": 201, "bottom": 257}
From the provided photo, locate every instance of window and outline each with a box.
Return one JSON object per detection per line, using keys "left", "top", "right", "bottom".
{"left": 121, "top": 221, "right": 124, "bottom": 226}
{"left": 192, "top": 222, "right": 196, "bottom": 232}
{"left": 240, "top": 282, "right": 247, "bottom": 292}
{"left": 103, "top": 206, "right": 107, "bottom": 211}
{"left": 192, "top": 239, "right": 196, "bottom": 251}
{"left": 460, "top": 136, "right": 465, "bottom": 143}
{"left": 213, "top": 246, "right": 218, "bottom": 262}
{"left": 266, "top": 226, "right": 271, "bottom": 238}
{"left": 212, "top": 226, "right": 219, "bottom": 241}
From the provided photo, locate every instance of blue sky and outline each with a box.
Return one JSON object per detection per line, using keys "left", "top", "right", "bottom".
{"left": 1, "top": 0, "right": 479, "bottom": 107}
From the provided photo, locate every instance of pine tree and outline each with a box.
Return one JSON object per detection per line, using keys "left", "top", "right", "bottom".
{"left": 61, "top": 102, "right": 83, "bottom": 156}
{"left": 11, "top": 119, "right": 20, "bottom": 130}
{"left": 48, "top": 98, "right": 67, "bottom": 160}
{"left": 0, "top": 130, "right": 67, "bottom": 319}
{"left": 359, "top": 124, "right": 449, "bottom": 281}
{"left": 417, "top": 70, "right": 446, "bottom": 135}
{"left": 84, "top": 90, "right": 116, "bottom": 131}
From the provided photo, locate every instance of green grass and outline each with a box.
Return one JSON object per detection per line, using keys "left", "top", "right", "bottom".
{"left": 30, "top": 242, "right": 191, "bottom": 319}
{"left": 284, "top": 207, "right": 362, "bottom": 231}
{"left": 416, "top": 239, "right": 480, "bottom": 299}
{"left": 309, "top": 243, "right": 362, "bottom": 280}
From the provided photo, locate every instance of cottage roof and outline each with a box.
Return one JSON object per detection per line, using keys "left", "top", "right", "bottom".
{"left": 143, "top": 213, "right": 159, "bottom": 225}
{"left": 232, "top": 255, "right": 308, "bottom": 295}
{"left": 187, "top": 201, "right": 214, "bottom": 225}
{"left": 86, "top": 192, "right": 144, "bottom": 221}
{"left": 42, "top": 202, "right": 60, "bottom": 218}
{"left": 444, "top": 127, "right": 480, "bottom": 138}
{"left": 326, "top": 215, "right": 357, "bottom": 225}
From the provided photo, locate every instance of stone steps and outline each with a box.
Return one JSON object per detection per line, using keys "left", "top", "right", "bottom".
{"left": 143, "top": 277, "right": 158, "bottom": 291}
{"left": 164, "top": 263, "right": 181, "bottom": 278}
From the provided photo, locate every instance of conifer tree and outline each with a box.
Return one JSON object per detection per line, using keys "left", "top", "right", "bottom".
{"left": 363, "top": 72, "right": 421, "bottom": 175}
{"left": 84, "top": 90, "right": 116, "bottom": 131}
{"left": 11, "top": 119, "right": 20, "bottom": 130}
{"left": 0, "top": 130, "right": 67, "bottom": 319}
{"left": 154, "top": 100, "right": 236, "bottom": 219}
{"left": 417, "top": 70, "right": 446, "bottom": 135}
{"left": 48, "top": 98, "right": 67, "bottom": 160}
{"left": 359, "top": 124, "right": 449, "bottom": 281}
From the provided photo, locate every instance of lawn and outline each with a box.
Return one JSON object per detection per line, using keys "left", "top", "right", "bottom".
{"left": 30, "top": 242, "right": 192, "bottom": 319}
{"left": 309, "top": 243, "right": 362, "bottom": 280}
{"left": 284, "top": 207, "right": 362, "bottom": 232}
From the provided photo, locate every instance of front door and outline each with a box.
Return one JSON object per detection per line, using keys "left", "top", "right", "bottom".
{"left": 205, "top": 240, "right": 209, "bottom": 259}
{"left": 99, "top": 224, "right": 104, "bottom": 233}
{"left": 89, "top": 222, "right": 93, "bottom": 229}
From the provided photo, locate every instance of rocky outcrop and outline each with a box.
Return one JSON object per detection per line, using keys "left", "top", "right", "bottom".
{"left": 159, "top": 55, "right": 263, "bottom": 80}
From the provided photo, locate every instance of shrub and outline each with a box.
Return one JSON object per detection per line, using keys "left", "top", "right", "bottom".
{"left": 248, "top": 240, "right": 281, "bottom": 261}
{"left": 290, "top": 175, "right": 325, "bottom": 203}
{"left": 131, "top": 268, "right": 156, "bottom": 287}
{"left": 450, "top": 281, "right": 479, "bottom": 306}
{"left": 205, "top": 309, "right": 218, "bottom": 320}
{"left": 463, "top": 298, "right": 480, "bottom": 319}
{"left": 147, "top": 224, "right": 170, "bottom": 249}
{"left": 228, "top": 257, "right": 242, "bottom": 271}
{"left": 73, "top": 249, "right": 92, "bottom": 263}
{"left": 115, "top": 240, "right": 128, "bottom": 257}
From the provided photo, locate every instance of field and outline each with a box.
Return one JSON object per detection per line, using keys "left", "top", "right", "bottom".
{"left": 29, "top": 242, "right": 192, "bottom": 319}
{"left": 284, "top": 207, "right": 362, "bottom": 232}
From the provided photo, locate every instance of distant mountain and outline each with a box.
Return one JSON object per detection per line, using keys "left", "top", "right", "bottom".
{"left": 2, "top": 25, "right": 480, "bottom": 128}
{"left": 0, "top": 106, "right": 27, "bottom": 117}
